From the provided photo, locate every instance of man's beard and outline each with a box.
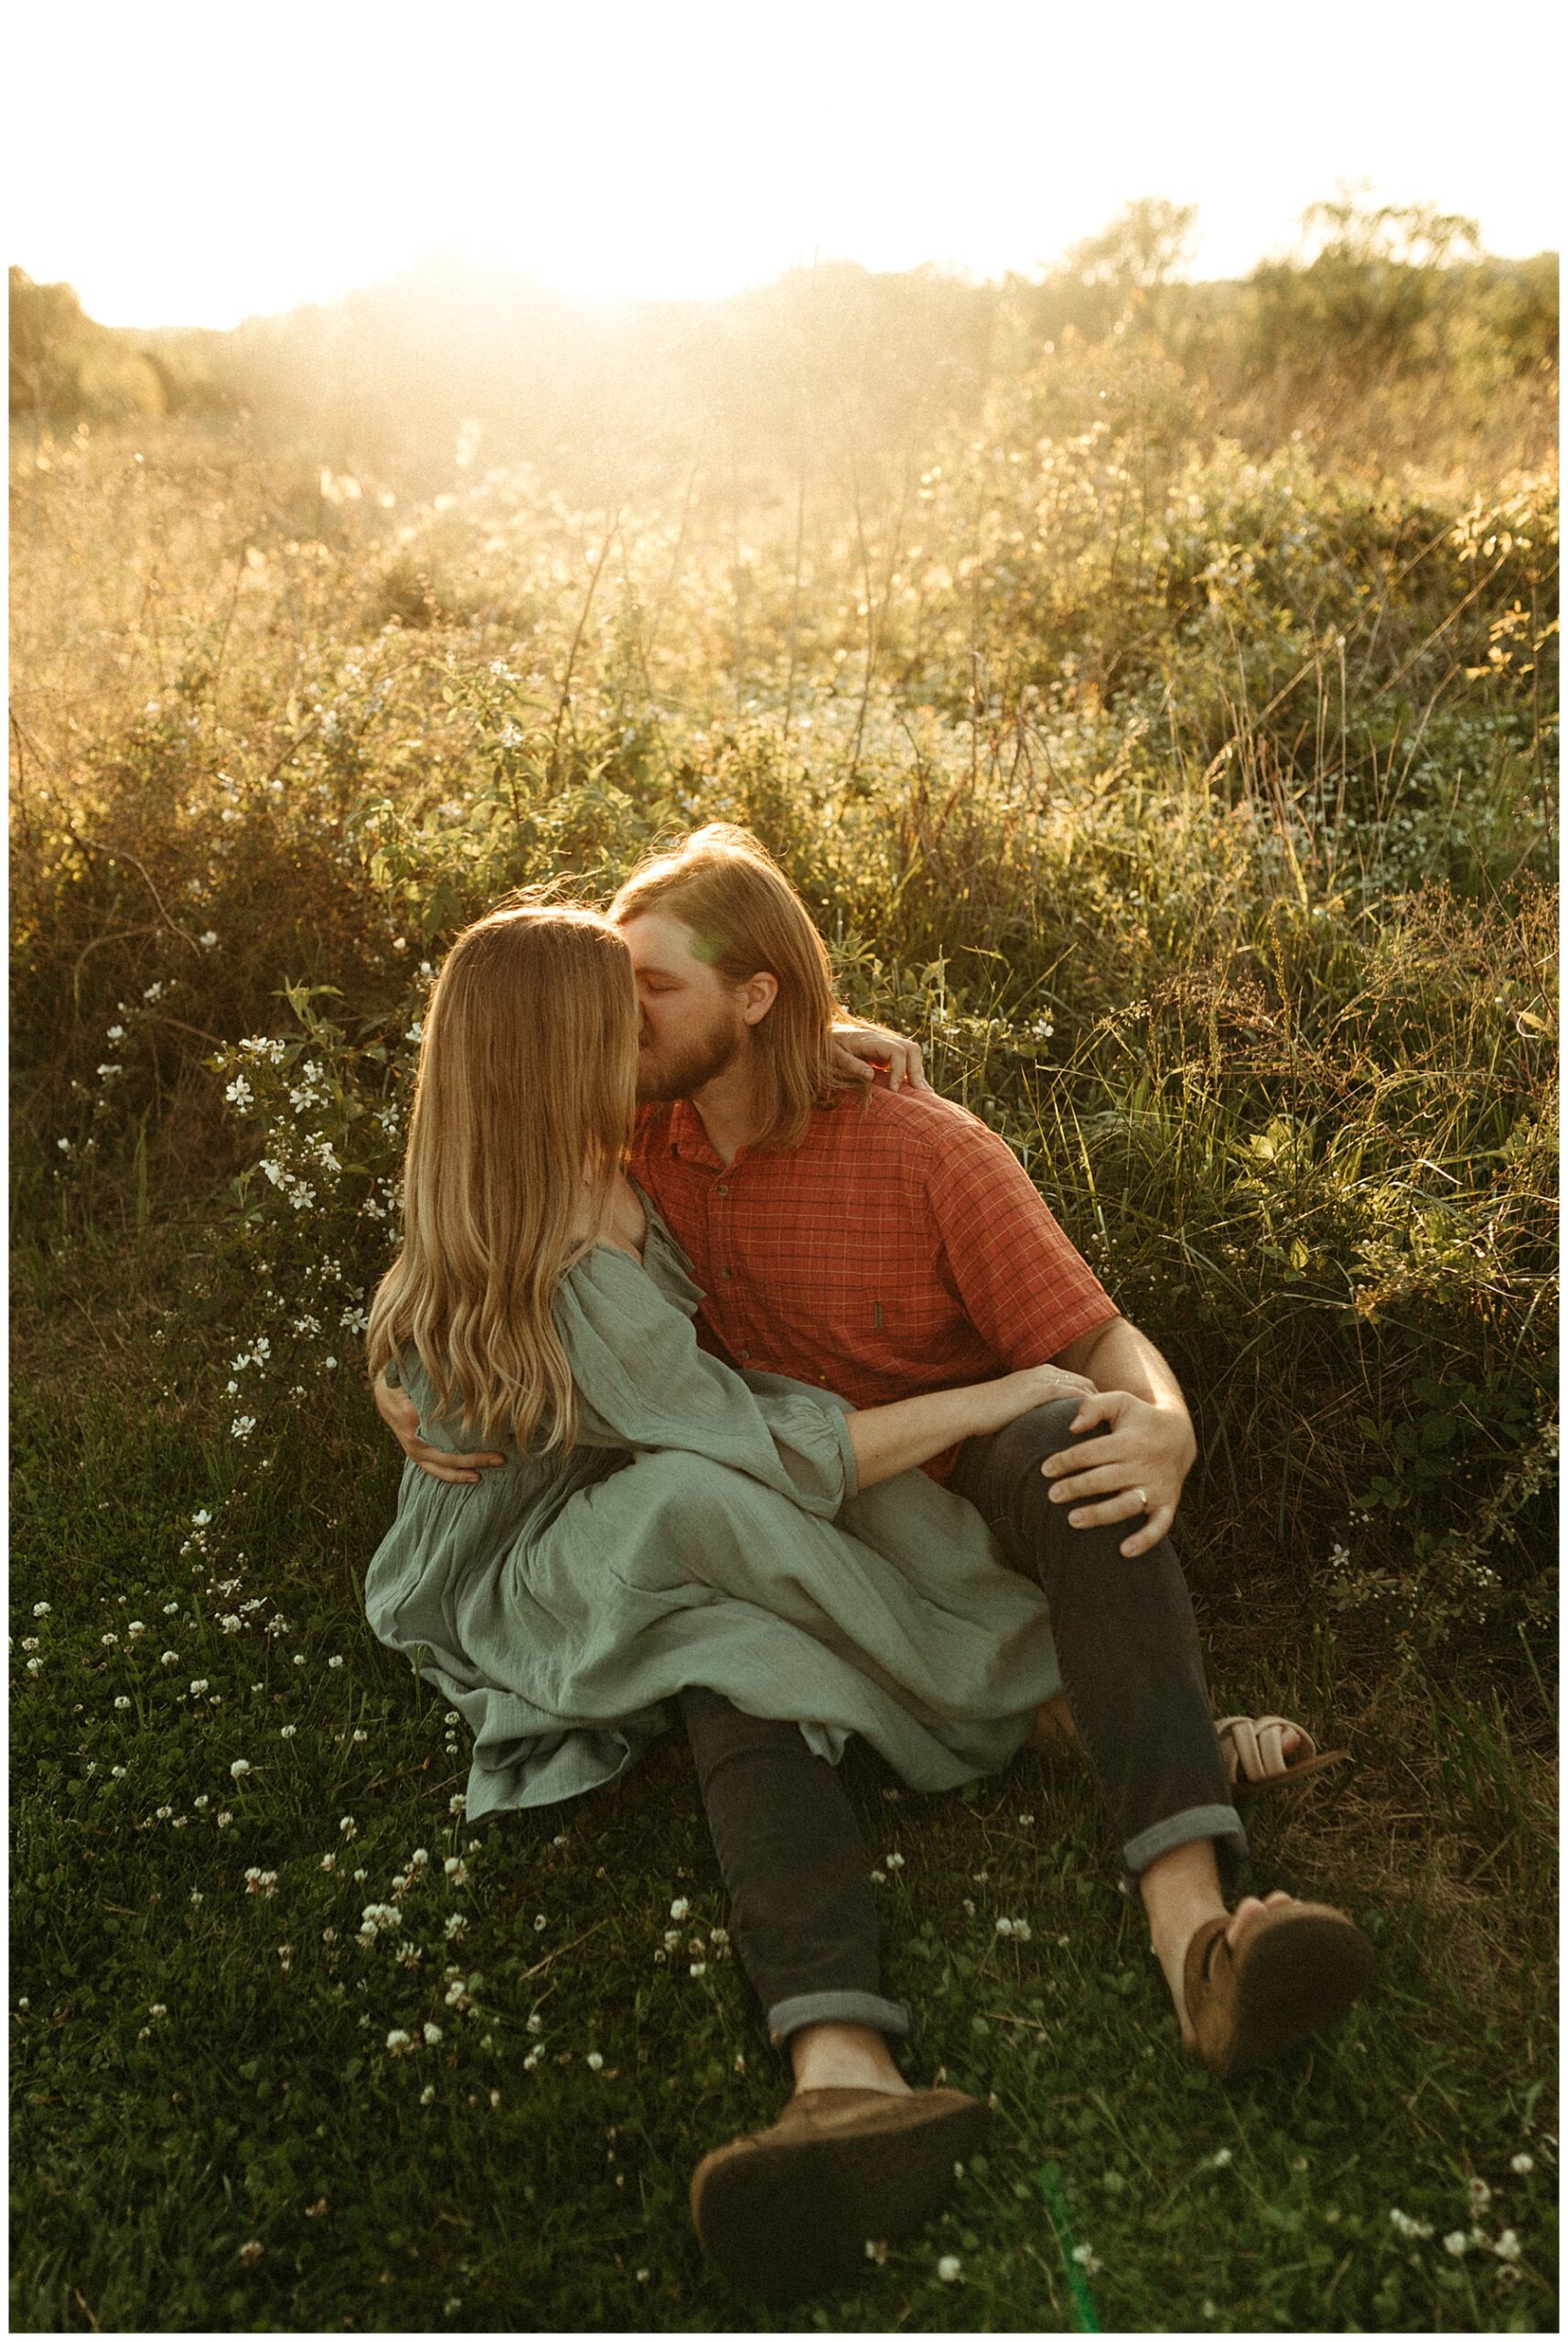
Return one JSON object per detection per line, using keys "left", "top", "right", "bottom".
{"left": 636, "top": 1011, "right": 741, "bottom": 1103}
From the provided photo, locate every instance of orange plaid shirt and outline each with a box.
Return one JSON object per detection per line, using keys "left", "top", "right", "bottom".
{"left": 630, "top": 1083, "right": 1118, "bottom": 1477}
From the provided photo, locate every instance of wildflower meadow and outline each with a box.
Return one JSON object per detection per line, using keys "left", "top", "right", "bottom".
{"left": 10, "top": 236, "right": 1558, "bottom": 2331}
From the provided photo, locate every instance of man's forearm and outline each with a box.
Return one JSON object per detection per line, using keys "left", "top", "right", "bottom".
{"left": 1053, "top": 1316, "right": 1190, "bottom": 1423}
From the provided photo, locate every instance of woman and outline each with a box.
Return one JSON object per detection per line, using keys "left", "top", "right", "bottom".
{"left": 365, "top": 901, "right": 1076, "bottom": 1817}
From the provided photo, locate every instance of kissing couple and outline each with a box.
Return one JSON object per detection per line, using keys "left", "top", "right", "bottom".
{"left": 365, "top": 823, "right": 1371, "bottom": 2300}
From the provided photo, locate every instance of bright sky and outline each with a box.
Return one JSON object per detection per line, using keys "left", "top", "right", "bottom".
{"left": 7, "top": 0, "right": 1562, "bottom": 328}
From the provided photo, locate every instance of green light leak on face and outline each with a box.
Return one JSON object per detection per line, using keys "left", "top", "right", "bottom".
{"left": 690, "top": 930, "right": 727, "bottom": 967}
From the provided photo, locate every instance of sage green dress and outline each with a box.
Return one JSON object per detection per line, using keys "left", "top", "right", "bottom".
{"left": 365, "top": 1203, "right": 1063, "bottom": 1821}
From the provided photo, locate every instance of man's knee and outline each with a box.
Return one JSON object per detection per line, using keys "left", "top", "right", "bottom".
{"left": 987, "top": 1396, "right": 1085, "bottom": 1482}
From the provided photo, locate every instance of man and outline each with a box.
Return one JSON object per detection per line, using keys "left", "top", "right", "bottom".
{"left": 375, "top": 825, "right": 1370, "bottom": 2300}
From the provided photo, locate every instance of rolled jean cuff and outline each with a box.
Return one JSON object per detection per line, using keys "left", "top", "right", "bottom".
{"left": 766, "top": 1990, "right": 916, "bottom": 2049}
{"left": 1122, "top": 1804, "right": 1250, "bottom": 1893}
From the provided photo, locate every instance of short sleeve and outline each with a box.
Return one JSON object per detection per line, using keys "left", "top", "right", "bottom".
{"left": 555, "top": 1249, "right": 857, "bottom": 1514}
{"left": 922, "top": 1118, "right": 1119, "bottom": 1366}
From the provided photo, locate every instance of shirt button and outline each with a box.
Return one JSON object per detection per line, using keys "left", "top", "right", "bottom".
{"left": 719, "top": 1267, "right": 734, "bottom": 1280}
{"left": 715, "top": 1183, "right": 729, "bottom": 1197}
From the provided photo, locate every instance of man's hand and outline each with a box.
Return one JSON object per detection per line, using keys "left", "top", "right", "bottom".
{"left": 830, "top": 1019, "right": 929, "bottom": 1094}
{"left": 1039, "top": 1389, "right": 1196, "bottom": 1558}
{"left": 372, "top": 1370, "right": 504, "bottom": 1488}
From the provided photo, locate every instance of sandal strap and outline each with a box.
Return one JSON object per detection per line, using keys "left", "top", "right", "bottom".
{"left": 1215, "top": 1713, "right": 1319, "bottom": 1784}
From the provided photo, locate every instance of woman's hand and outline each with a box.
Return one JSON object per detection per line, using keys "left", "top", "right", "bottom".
{"left": 829, "top": 1019, "right": 929, "bottom": 1094}
{"left": 1039, "top": 1389, "right": 1197, "bottom": 1558}
{"left": 372, "top": 1370, "right": 504, "bottom": 1488}
{"left": 992, "top": 1362, "right": 1098, "bottom": 1421}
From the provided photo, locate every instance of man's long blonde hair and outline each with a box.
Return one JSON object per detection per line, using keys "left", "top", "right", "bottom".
{"left": 366, "top": 903, "right": 637, "bottom": 1452}
{"left": 609, "top": 823, "right": 855, "bottom": 1148}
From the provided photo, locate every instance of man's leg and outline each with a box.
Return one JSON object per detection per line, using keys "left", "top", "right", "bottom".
{"left": 678, "top": 1685, "right": 911, "bottom": 2083}
{"left": 950, "top": 1396, "right": 1246, "bottom": 1892}
{"left": 678, "top": 1687, "right": 988, "bottom": 2297}
{"left": 950, "top": 1397, "right": 1370, "bottom": 2062}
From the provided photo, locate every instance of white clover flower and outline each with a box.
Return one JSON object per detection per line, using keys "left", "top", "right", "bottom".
{"left": 1444, "top": 2231, "right": 1470, "bottom": 2257}
{"left": 217, "top": 1810, "right": 233, "bottom": 1828}
{"left": 113, "top": 1695, "right": 132, "bottom": 1710}
{"left": 1072, "top": 2243, "right": 1103, "bottom": 2274}
{"left": 444, "top": 1859, "right": 467, "bottom": 1884}
{"left": 148, "top": 2002, "right": 166, "bottom": 2018}
{"left": 1467, "top": 2177, "right": 1492, "bottom": 2210}
{"left": 231, "top": 1416, "right": 256, "bottom": 1441}
{"left": 190, "top": 1679, "right": 209, "bottom": 1695}
{"left": 422, "top": 2022, "right": 443, "bottom": 2047}
{"left": 533, "top": 1914, "right": 547, "bottom": 1932}
{"left": 279, "top": 1724, "right": 297, "bottom": 1739}
{"left": 190, "top": 1890, "right": 204, "bottom": 1907}
{"left": 448, "top": 1793, "right": 466, "bottom": 1814}
{"left": 161, "top": 1650, "right": 179, "bottom": 1667}
{"left": 339, "top": 1816, "right": 358, "bottom": 1838}
{"left": 194, "top": 1796, "right": 209, "bottom": 1810}
{"left": 199, "top": 931, "right": 218, "bottom": 948}
{"left": 1210, "top": 2147, "right": 1232, "bottom": 2169}
{"left": 444, "top": 1914, "right": 467, "bottom": 1939}
{"left": 102, "top": 1633, "right": 119, "bottom": 1647}
{"left": 937, "top": 2255, "right": 961, "bottom": 2282}
{"left": 669, "top": 1897, "right": 690, "bottom": 1920}
{"left": 586, "top": 2051, "right": 605, "bottom": 2071}
{"left": 32, "top": 1602, "right": 50, "bottom": 1618}
{"left": 1510, "top": 2153, "right": 1534, "bottom": 2175}
{"left": 689, "top": 1961, "right": 707, "bottom": 1978}
{"left": 1494, "top": 2229, "right": 1521, "bottom": 2261}
{"left": 156, "top": 1806, "right": 173, "bottom": 1821}
{"left": 1389, "top": 2208, "right": 1434, "bottom": 2240}
{"left": 328, "top": 1655, "right": 345, "bottom": 1671}
{"left": 230, "top": 1758, "right": 252, "bottom": 1778}
{"left": 128, "top": 1621, "right": 146, "bottom": 1638}
{"left": 385, "top": 2028, "right": 413, "bottom": 2055}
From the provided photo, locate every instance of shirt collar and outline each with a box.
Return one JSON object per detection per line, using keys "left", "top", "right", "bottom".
{"left": 669, "top": 1099, "right": 727, "bottom": 1170}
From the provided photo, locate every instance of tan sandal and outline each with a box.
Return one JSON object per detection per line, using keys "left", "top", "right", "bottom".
{"left": 1216, "top": 1714, "right": 1350, "bottom": 1793}
{"left": 1184, "top": 1901, "right": 1373, "bottom": 2079}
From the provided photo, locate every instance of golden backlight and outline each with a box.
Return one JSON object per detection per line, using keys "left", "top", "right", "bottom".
{"left": 7, "top": 0, "right": 1556, "bottom": 328}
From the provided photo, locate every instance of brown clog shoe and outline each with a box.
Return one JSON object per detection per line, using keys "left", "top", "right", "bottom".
{"left": 1185, "top": 1900, "right": 1374, "bottom": 2079}
{"left": 690, "top": 2084, "right": 990, "bottom": 2299}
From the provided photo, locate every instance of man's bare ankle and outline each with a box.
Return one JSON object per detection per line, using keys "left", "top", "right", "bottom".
{"left": 789, "top": 2020, "right": 910, "bottom": 2096}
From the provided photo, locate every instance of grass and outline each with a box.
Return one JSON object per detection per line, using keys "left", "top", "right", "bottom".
{"left": 9, "top": 1191, "right": 1557, "bottom": 2334}
{"left": 9, "top": 344, "right": 1559, "bottom": 2329}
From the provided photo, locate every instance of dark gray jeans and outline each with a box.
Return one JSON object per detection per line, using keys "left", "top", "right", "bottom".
{"left": 682, "top": 1396, "right": 1246, "bottom": 2048}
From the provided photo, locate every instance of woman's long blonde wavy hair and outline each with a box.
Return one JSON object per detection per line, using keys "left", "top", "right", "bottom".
{"left": 366, "top": 904, "right": 637, "bottom": 1453}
